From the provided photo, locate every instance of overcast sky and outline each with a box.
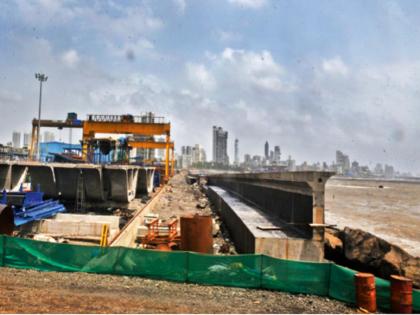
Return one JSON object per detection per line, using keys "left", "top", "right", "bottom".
{"left": 1, "top": 0, "right": 420, "bottom": 173}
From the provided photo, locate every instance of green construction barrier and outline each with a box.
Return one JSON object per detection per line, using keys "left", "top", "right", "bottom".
{"left": 187, "top": 252, "right": 261, "bottom": 287}
{"left": 113, "top": 246, "right": 187, "bottom": 282}
{"left": 414, "top": 289, "right": 420, "bottom": 312}
{"left": 262, "top": 255, "right": 331, "bottom": 296}
{"left": 0, "top": 235, "right": 419, "bottom": 312}
{"left": 328, "top": 264, "right": 357, "bottom": 304}
{"left": 3, "top": 235, "right": 106, "bottom": 272}
{"left": 376, "top": 276, "right": 391, "bottom": 311}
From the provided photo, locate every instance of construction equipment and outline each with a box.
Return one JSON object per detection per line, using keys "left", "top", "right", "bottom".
{"left": 0, "top": 189, "right": 66, "bottom": 228}
{"left": 29, "top": 112, "right": 175, "bottom": 182}
{"left": 140, "top": 218, "right": 179, "bottom": 250}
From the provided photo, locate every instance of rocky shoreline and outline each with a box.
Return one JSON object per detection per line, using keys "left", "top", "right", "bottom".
{"left": 325, "top": 226, "right": 420, "bottom": 288}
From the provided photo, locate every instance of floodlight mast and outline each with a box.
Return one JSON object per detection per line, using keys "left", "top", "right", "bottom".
{"left": 34, "top": 73, "right": 48, "bottom": 161}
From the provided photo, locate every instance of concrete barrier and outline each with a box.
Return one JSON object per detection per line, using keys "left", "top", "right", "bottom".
{"left": 206, "top": 171, "right": 334, "bottom": 261}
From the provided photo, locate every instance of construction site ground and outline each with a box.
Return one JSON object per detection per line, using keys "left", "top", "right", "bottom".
{"left": 148, "top": 171, "right": 236, "bottom": 253}
{"left": 0, "top": 267, "right": 358, "bottom": 313}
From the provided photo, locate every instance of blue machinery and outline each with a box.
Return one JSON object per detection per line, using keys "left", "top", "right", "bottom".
{"left": 0, "top": 187, "right": 66, "bottom": 228}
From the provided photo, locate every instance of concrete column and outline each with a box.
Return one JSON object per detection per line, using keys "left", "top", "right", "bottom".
{"left": 104, "top": 166, "right": 139, "bottom": 202}
{"left": 0, "top": 162, "right": 11, "bottom": 191}
{"left": 83, "top": 166, "right": 104, "bottom": 201}
{"left": 27, "top": 164, "right": 57, "bottom": 198}
{"left": 10, "top": 164, "right": 28, "bottom": 191}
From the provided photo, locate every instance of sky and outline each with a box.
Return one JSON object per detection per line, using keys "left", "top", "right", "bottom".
{"left": 1, "top": 0, "right": 420, "bottom": 173}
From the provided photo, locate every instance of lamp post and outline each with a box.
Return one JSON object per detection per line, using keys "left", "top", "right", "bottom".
{"left": 35, "top": 73, "right": 48, "bottom": 161}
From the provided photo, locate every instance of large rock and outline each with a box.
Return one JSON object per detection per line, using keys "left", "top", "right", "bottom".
{"left": 341, "top": 227, "right": 420, "bottom": 287}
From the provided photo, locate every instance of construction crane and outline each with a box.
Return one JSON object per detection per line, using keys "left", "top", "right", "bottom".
{"left": 29, "top": 113, "right": 175, "bottom": 182}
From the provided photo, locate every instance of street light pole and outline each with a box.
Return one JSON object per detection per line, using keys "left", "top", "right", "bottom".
{"left": 35, "top": 73, "right": 48, "bottom": 161}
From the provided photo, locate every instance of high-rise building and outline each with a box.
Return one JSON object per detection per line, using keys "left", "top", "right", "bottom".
{"left": 264, "top": 141, "right": 269, "bottom": 159}
{"left": 274, "top": 146, "right": 281, "bottom": 163}
{"left": 234, "top": 139, "right": 239, "bottom": 165}
{"left": 212, "top": 126, "right": 229, "bottom": 165}
{"left": 12, "top": 131, "right": 21, "bottom": 148}
{"left": 23, "top": 133, "right": 31, "bottom": 149}
{"left": 43, "top": 131, "right": 55, "bottom": 142}
{"left": 192, "top": 144, "right": 206, "bottom": 164}
{"left": 336, "top": 150, "right": 350, "bottom": 174}
{"left": 384, "top": 164, "right": 395, "bottom": 178}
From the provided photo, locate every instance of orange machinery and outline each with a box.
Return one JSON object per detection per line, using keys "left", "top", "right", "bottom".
{"left": 29, "top": 113, "right": 175, "bottom": 181}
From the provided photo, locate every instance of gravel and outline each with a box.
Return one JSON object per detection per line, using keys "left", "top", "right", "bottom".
{"left": 0, "top": 267, "right": 358, "bottom": 313}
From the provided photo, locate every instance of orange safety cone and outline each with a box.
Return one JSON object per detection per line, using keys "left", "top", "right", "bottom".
{"left": 354, "top": 272, "right": 377, "bottom": 313}
{"left": 390, "top": 275, "right": 412, "bottom": 314}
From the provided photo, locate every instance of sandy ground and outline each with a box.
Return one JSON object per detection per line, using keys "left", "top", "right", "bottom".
{"left": 325, "top": 177, "right": 420, "bottom": 257}
{"left": 0, "top": 267, "right": 357, "bottom": 314}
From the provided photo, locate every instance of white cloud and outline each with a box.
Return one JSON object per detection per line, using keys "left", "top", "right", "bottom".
{"left": 173, "top": 0, "right": 186, "bottom": 14}
{"left": 322, "top": 56, "right": 349, "bottom": 76}
{"left": 228, "top": 0, "right": 267, "bottom": 9}
{"left": 186, "top": 63, "right": 217, "bottom": 91}
{"left": 13, "top": 1, "right": 163, "bottom": 39}
{"left": 61, "top": 49, "right": 80, "bottom": 67}
{"left": 216, "top": 48, "right": 294, "bottom": 92}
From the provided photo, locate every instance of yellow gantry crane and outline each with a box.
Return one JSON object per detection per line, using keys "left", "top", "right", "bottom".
{"left": 29, "top": 113, "right": 175, "bottom": 181}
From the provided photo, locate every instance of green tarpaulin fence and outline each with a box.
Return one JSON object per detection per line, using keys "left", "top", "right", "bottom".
{"left": 0, "top": 235, "right": 418, "bottom": 312}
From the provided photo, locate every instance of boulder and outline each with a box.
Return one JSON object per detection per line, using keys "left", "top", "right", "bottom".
{"left": 341, "top": 227, "right": 420, "bottom": 287}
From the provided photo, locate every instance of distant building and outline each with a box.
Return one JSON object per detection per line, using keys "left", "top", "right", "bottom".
{"left": 23, "top": 133, "right": 31, "bottom": 149}
{"left": 212, "top": 126, "right": 229, "bottom": 165}
{"left": 336, "top": 150, "right": 350, "bottom": 175}
{"left": 234, "top": 139, "right": 239, "bottom": 166}
{"left": 43, "top": 131, "right": 55, "bottom": 143}
{"left": 244, "top": 154, "right": 251, "bottom": 167}
{"left": 384, "top": 164, "right": 395, "bottom": 178}
{"left": 192, "top": 144, "right": 206, "bottom": 164}
{"left": 374, "top": 163, "right": 384, "bottom": 176}
{"left": 274, "top": 146, "right": 281, "bottom": 163}
{"left": 287, "top": 155, "right": 296, "bottom": 171}
{"left": 179, "top": 144, "right": 206, "bottom": 169}
{"left": 12, "top": 131, "right": 21, "bottom": 148}
{"left": 264, "top": 141, "right": 269, "bottom": 160}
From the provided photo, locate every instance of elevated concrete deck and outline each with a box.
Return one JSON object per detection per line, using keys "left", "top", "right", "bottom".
{"left": 208, "top": 186, "right": 323, "bottom": 261}
{"left": 0, "top": 161, "right": 155, "bottom": 203}
{"left": 205, "top": 171, "right": 334, "bottom": 261}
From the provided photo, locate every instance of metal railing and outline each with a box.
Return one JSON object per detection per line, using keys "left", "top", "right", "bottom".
{"left": 87, "top": 114, "right": 167, "bottom": 124}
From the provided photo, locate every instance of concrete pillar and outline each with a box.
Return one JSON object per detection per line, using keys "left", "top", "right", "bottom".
{"left": 83, "top": 166, "right": 104, "bottom": 201}
{"left": 10, "top": 164, "right": 28, "bottom": 191}
{"left": 53, "top": 165, "right": 80, "bottom": 200}
{"left": 104, "top": 166, "right": 139, "bottom": 202}
{"left": 27, "top": 164, "right": 57, "bottom": 198}
{"left": 0, "top": 162, "right": 11, "bottom": 191}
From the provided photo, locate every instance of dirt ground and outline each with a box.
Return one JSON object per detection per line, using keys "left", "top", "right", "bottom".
{"left": 148, "top": 172, "right": 236, "bottom": 254}
{"left": 0, "top": 267, "right": 357, "bottom": 314}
